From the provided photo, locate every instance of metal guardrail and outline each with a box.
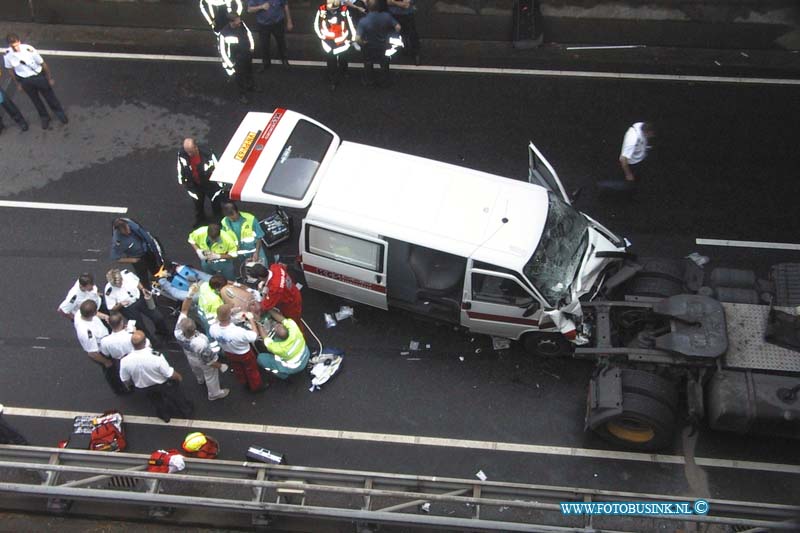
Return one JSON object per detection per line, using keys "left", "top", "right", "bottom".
{"left": 0, "top": 445, "right": 798, "bottom": 532}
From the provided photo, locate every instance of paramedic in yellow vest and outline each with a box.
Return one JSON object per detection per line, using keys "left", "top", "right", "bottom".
{"left": 197, "top": 275, "right": 228, "bottom": 319}
{"left": 188, "top": 223, "right": 238, "bottom": 280}
{"left": 256, "top": 308, "right": 310, "bottom": 380}
{"left": 220, "top": 201, "right": 268, "bottom": 266}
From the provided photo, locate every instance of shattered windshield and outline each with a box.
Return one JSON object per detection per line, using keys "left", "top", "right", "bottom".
{"left": 523, "top": 193, "right": 589, "bottom": 306}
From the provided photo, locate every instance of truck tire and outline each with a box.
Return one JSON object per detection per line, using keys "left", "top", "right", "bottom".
{"left": 594, "top": 392, "right": 677, "bottom": 451}
{"left": 620, "top": 369, "right": 679, "bottom": 416}
{"left": 522, "top": 332, "right": 574, "bottom": 357}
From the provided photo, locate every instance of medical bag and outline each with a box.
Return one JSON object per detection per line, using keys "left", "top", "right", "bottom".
{"left": 259, "top": 208, "right": 292, "bottom": 248}
{"left": 69, "top": 410, "right": 127, "bottom": 452}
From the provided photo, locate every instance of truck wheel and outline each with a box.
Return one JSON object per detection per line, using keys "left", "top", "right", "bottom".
{"left": 522, "top": 333, "right": 574, "bottom": 357}
{"left": 621, "top": 369, "right": 679, "bottom": 416}
{"left": 595, "top": 392, "right": 676, "bottom": 451}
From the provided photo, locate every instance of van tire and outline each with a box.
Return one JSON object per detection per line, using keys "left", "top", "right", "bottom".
{"left": 522, "top": 333, "right": 574, "bottom": 358}
{"left": 593, "top": 392, "right": 677, "bottom": 451}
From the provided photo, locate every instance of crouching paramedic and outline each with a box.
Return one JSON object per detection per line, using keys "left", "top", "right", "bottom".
{"left": 175, "top": 291, "right": 230, "bottom": 401}
{"left": 256, "top": 308, "right": 310, "bottom": 380}
{"left": 209, "top": 304, "right": 265, "bottom": 392}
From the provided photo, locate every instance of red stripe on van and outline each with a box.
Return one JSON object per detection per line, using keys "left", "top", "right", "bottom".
{"left": 303, "top": 264, "right": 387, "bottom": 294}
{"left": 466, "top": 311, "right": 539, "bottom": 326}
{"left": 230, "top": 108, "right": 285, "bottom": 201}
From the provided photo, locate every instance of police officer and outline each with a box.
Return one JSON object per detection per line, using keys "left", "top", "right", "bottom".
{"left": 314, "top": 0, "right": 357, "bottom": 91}
{"left": 221, "top": 201, "right": 267, "bottom": 266}
{"left": 73, "top": 300, "right": 129, "bottom": 394}
{"left": 247, "top": 0, "right": 294, "bottom": 72}
{"left": 98, "top": 312, "right": 140, "bottom": 394}
{"left": 219, "top": 13, "right": 256, "bottom": 104}
{"left": 387, "top": 0, "right": 419, "bottom": 64}
{"left": 58, "top": 273, "right": 102, "bottom": 321}
{"left": 3, "top": 33, "right": 67, "bottom": 130}
{"left": 200, "top": 0, "right": 244, "bottom": 34}
{"left": 110, "top": 218, "right": 164, "bottom": 286}
{"left": 104, "top": 268, "right": 171, "bottom": 342}
{"left": 188, "top": 224, "right": 239, "bottom": 280}
{"left": 177, "top": 138, "right": 226, "bottom": 227}
{"left": 0, "top": 70, "right": 28, "bottom": 133}
{"left": 119, "top": 331, "right": 193, "bottom": 423}
{"left": 355, "top": 0, "right": 401, "bottom": 87}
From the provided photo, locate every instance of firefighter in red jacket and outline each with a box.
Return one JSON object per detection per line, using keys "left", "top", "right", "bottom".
{"left": 247, "top": 263, "right": 304, "bottom": 330}
{"left": 314, "top": 0, "right": 356, "bottom": 90}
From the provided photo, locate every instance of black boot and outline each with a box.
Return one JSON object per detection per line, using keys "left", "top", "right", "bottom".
{"left": 41, "top": 116, "right": 50, "bottom": 130}
{"left": 16, "top": 118, "right": 28, "bottom": 131}
{"left": 55, "top": 111, "right": 68, "bottom": 124}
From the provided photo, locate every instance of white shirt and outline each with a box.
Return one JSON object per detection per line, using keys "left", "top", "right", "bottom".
{"left": 104, "top": 270, "right": 141, "bottom": 310}
{"left": 4, "top": 44, "right": 44, "bottom": 78}
{"left": 99, "top": 329, "right": 142, "bottom": 360}
{"left": 119, "top": 348, "right": 174, "bottom": 388}
{"left": 619, "top": 122, "right": 649, "bottom": 165}
{"left": 209, "top": 322, "right": 257, "bottom": 355}
{"left": 74, "top": 315, "right": 109, "bottom": 354}
{"left": 58, "top": 281, "right": 102, "bottom": 316}
{"left": 175, "top": 313, "right": 217, "bottom": 365}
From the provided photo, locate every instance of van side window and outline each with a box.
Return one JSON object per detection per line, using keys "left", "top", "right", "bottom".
{"left": 307, "top": 225, "right": 384, "bottom": 272}
{"left": 472, "top": 273, "right": 536, "bottom": 307}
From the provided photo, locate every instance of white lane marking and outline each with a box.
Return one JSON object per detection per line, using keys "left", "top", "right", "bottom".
{"left": 35, "top": 337, "right": 50, "bottom": 340}
{"left": 81, "top": 258, "right": 99, "bottom": 262}
{"left": 31, "top": 346, "right": 47, "bottom": 350}
{"left": 4, "top": 406, "right": 800, "bottom": 475}
{"left": 23, "top": 48, "right": 800, "bottom": 87}
{"left": 0, "top": 200, "right": 127, "bottom": 214}
{"left": 696, "top": 238, "right": 800, "bottom": 251}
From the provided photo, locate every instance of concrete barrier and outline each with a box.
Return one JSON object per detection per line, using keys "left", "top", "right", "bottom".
{"left": 4, "top": 0, "right": 799, "bottom": 49}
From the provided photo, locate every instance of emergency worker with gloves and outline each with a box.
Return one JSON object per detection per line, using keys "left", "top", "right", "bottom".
{"left": 188, "top": 224, "right": 239, "bottom": 281}
{"left": 221, "top": 200, "right": 268, "bottom": 267}
{"left": 314, "top": 0, "right": 357, "bottom": 91}
{"left": 219, "top": 13, "right": 257, "bottom": 104}
{"left": 256, "top": 308, "right": 310, "bottom": 380}
{"left": 177, "top": 138, "right": 226, "bottom": 227}
{"left": 246, "top": 263, "right": 304, "bottom": 333}
{"left": 110, "top": 218, "right": 164, "bottom": 286}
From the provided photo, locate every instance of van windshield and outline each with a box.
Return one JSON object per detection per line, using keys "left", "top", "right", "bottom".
{"left": 523, "top": 193, "right": 589, "bottom": 306}
{"left": 262, "top": 120, "right": 333, "bottom": 200}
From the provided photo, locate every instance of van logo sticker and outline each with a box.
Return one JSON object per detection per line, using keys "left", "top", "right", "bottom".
{"left": 235, "top": 131, "right": 258, "bottom": 161}
{"left": 303, "top": 264, "right": 386, "bottom": 294}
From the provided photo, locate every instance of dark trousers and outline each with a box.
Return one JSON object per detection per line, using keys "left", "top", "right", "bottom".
{"left": 598, "top": 161, "right": 648, "bottom": 196}
{"left": 394, "top": 13, "right": 419, "bottom": 56}
{"left": 121, "top": 298, "right": 170, "bottom": 339}
{"left": 129, "top": 251, "right": 161, "bottom": 287}
{"left": 100, "top": 360, "right": 131, "bottom": 395}
{"left": 363, "top": 46, "right": 390, "bottom": 87}
{"left": 190, "top": 187, "right": 226, "bottom": 221}
{"left": 143, "top": 380, "right": 194, "bottom": 422}
{"left": 0, "top": 89, "right": 26, "bottom": 126}
{"left": 19, "top": 73, "right": 64, "bottom": 119}
{"left": 0, "top": 415, "right": 27, "bottom": 445}
{"left": 326, "top": 55, "right": 349, "bottom": 83}
{"left": 234, "top": 55, "right": 255, "bottom": 95}
{"left": 257, "top": 20, "right": 288, "bottom": 66}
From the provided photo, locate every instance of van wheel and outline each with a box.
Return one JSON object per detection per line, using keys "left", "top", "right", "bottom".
{"left": 594, "top": 392, "right": 677, "bottom": 451}
{"left": 522, "top": 333, "right": 574, "bottom": 357}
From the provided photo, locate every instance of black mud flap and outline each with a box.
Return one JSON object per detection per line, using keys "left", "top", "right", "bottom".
{"left": 585, "top": 366, "right": 623, "bottom": 431}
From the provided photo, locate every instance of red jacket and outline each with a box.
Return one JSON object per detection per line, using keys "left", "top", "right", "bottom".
{"left": 260, "top": 263, "right": 302, "bottom": 318}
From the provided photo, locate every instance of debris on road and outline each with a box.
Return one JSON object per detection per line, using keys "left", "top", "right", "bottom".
{"left": 324, "top": 313, "right": 337, "bottom": 328}
{"left": 419, "top": 502, "right": 431, "bottom": 513}
{"left": 459, "top": 356, "right": 465, "bottom": 362}
{"left": 491, "top": 337, "right": 511, "bottom": 351}
{"left": 400, "top": 351, "right": 410, "bottom": 355}
{"left": 335, "top": 305, "right": 354, "bottom": 321}
{"left": 475, "top": 470, "right": 488, "bottom": 481}
{"left": 308, "top": 352, "right": 344, "bottom": 391}
{"left": 409, "top": 340, "right": 420, "bottom": 351}
{"left": 686, "top": 252, "right": 710, "bottom": 267}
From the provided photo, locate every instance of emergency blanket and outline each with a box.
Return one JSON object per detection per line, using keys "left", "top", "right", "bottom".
{"left": 308, "top": 349, "right": 343, "bottom": 391}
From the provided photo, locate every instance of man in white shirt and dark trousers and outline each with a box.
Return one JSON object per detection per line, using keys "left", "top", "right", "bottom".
{"left": 598, "top": 121, "right": 655, "bottom": 194}
{"left": 120, "top": 331, "right": 194, "bottom": 423}
{"left": 175, "top": 292, "right": 230, "bottom": 401}
{"left": 73, "top": 300, "right": 128, "bottom": 394}
{"left": 3, "top": 34, "right": 67, "bottom": 130}
{"left": 58, "top": 273, "right": 102, "bottom": 321}
{"left": 104, "top": 268, "right": 171, "bottom": 344}
{"left": 98, "top": 312, "right": 137, "bottom": 394}
{"left": 209, "top": 304, "right": 265, "bottom": 392}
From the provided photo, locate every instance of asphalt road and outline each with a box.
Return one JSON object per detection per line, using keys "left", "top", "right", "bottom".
{"left": 1, "top": 47, "right": 799, "bottom": 524}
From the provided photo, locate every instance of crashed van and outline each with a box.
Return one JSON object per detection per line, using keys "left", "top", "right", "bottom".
{"left": 212, "top": 109, "right": 627, "bottom": 355}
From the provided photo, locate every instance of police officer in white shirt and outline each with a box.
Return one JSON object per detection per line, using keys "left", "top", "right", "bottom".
{"left": 74, "top": 300, "right": 129, "bottom": 394}
{"left": 104, "top": 268, "right": 170, "bottom": 341}
{"left": 119, "top": 331, "right": 194, "bottom": 423}
{"left": 3, "top": 33, "right": 67, "bottom": 130}
{"left": 619, "top": 121, "right": 654, "bottom": 183}
{"left": 99, "top": 312, "right": 147, "bottom": 360}
{"left": 58, "top": 273, "right": 102, "bottom": 320}
{"left": 175, "top": 292, "right": 230, "bottom": 401}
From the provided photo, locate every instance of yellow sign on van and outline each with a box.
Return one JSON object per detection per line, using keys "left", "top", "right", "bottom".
{"left": 235, "top": 131, "right": 258, "bottom": 161}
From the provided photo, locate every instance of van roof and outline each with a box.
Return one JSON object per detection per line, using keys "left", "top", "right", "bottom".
{"left": 308, "top": 142, "right": 549, "bottom": 271}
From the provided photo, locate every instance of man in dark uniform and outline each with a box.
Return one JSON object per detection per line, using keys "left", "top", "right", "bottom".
{"left": 110, "top": 218, "right": 164, "bottom": 286}
{"left": 355, "top": 0, "right": 401, "bottom": 87}
{"left": 177, "top": 138, "right": 226, "bottom": 226}
{"left": 0, "top": 70, "right": 28, "bottom": 133}
{"left": 219, "top": 13, "right": 257, "bottom": 103}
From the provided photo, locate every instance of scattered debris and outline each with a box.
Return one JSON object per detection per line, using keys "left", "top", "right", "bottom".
{"left": 334, "top": 305, "right": 354, "bottom": 321}
{"left": 475, "top": 470, "right": 488, "bottom": 481}
{"left": 714, "top": 60, "right": 722, "bottom": 66}
{"left": 409, "top": 340, "right": 420, "bottom": 351}
{"left": 499, "top": 506, "right": 510, "bottom": 512}
{"left": 295, "top": 282, "right": 303, "bottom": 290}
{"left": 419, "top": 502, "right": 431, "bottom": 513}
{"left": 475, "top": 348, "right": 482, "bottom": 354}
{"left": 400, "top": 351, "right": 410, "bottom": 356}
{"left": 686, "top": 252, "right": 710, "bottom": 267}
{"left": 425, "top": 343, "right": 431, "bottom": 349}
{"left": 308, "top": 352, "right": 344, "bottom": 391}
{"left": 593, "top": 473, "right": 598, "bottom": 478}
{"left": 324, "top": 313, "right": 337, "bottom": 328}
{"left": 458, "top": 356, "right": 465, "bottom": 362}
{"left": 740, "top": 51, "right": 750, "bottom": 58}
{"left": 406, "top": 358, "right": 421, "bottom": 361}
{"left": 491, "top": 337, "right": 511, "bottom": 351}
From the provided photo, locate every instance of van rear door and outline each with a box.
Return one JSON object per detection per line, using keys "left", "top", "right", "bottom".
{"left": 212, "top": 109, "right": 340, "bottom": 209}
{"left": 301, "top": 221, "right": 389, "bottom": 310}
{"left": 528, "top": 142, "right": 571, "bottom": 205}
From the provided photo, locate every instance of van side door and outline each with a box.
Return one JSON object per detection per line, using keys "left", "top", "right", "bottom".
{"left": 461, "top": 264, "right": 543, "bottom": 339}
{"left": 301, "top": 221, "right": 389, "bottom": 310}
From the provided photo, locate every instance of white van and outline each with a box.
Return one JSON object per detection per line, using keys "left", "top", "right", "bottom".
{"left": 212, "top": 109, "right": 627, "bottom": 354}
